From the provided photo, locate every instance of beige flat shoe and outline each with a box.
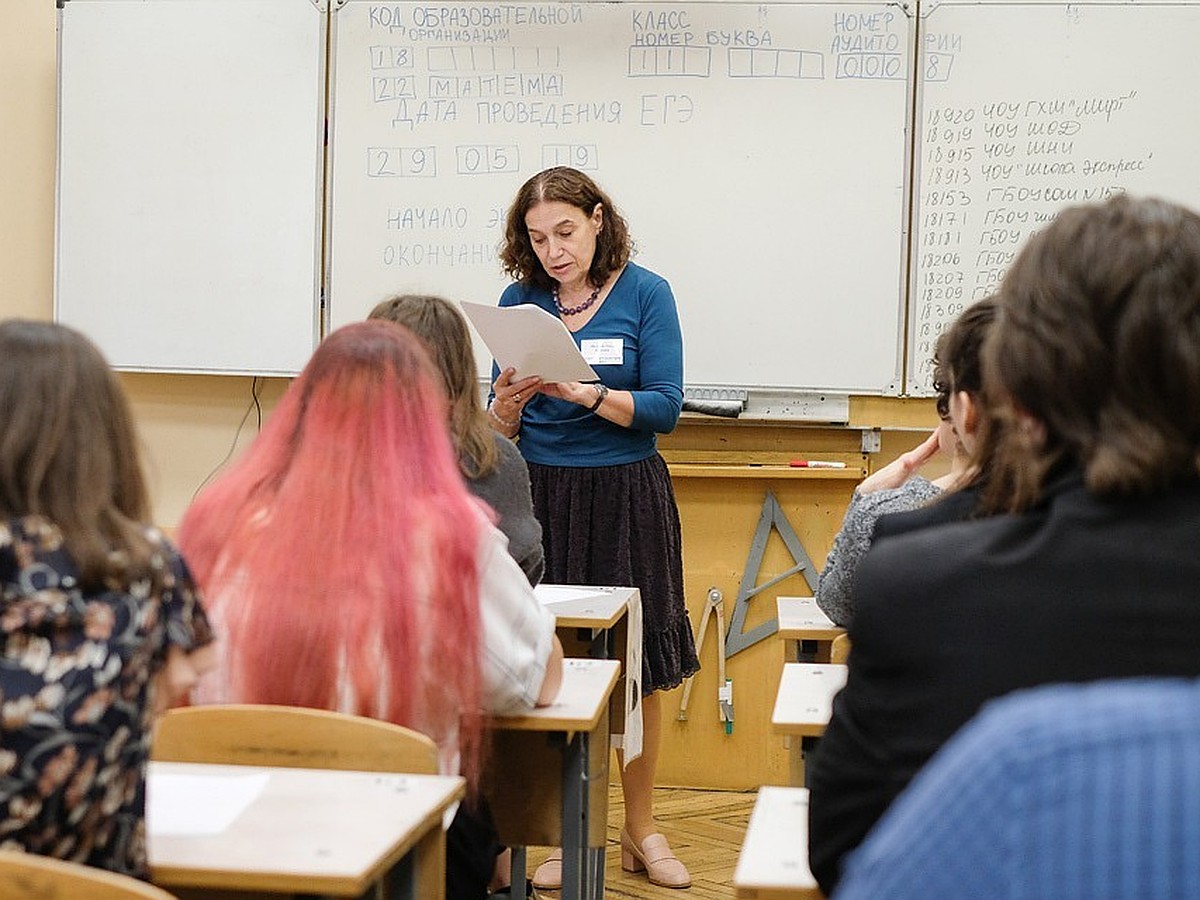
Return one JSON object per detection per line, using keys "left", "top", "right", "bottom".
{"left": 531, "top": 848, "right": 562, "bottom": 890}
{"left": 620, "top": 828, "right": 691, "bottom": 888}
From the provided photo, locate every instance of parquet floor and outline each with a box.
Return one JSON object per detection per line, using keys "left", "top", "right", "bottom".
{"left": 528, "top": 785, "right": 756, "bottom": 899}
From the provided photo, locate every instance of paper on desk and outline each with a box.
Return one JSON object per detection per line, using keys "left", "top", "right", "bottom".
{"left": 148, "top": 772, "right": 269, "bottom": 836}
{"left": 621, "top": 591, "right": 644, "bottom": 764}
{"left": 461, "top": 302, "right": 599, "bottom": 383}
{"left": 535, "top": 584, "right": 608, "bottom": 606}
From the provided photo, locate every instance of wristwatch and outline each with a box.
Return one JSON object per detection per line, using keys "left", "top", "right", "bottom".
{"left": 588, "top": 383, "right": 609, "bottom": 412}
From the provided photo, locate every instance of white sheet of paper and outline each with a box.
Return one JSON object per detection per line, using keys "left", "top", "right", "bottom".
{"left": 461, "top": 301, "right": 599, "bottom": 383}
{"left": 622, "top": 589, "right": 644, "bottom": 763}
{"left": 534, "top": 584, "right": 608, "bottom": 606}
{"left": 147, "top": 771, "right": 270, "bottom": 836}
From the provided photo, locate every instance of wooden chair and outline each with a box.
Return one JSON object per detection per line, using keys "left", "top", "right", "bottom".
{"left": 830, "top": 633, "right": 852, "bottom": 665}
{"left": 0, "top": 851, "right": 177, "bottom": 900}
{"left": 152, "top": 704, "right": 438, "bottom": 774}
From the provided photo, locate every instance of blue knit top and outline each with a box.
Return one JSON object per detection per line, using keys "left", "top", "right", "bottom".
{"left": 495, "top": 262, "right": 684, "bottom": 468}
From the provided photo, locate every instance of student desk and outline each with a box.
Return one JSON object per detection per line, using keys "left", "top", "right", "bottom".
{"left": 733, "top": 786, "right": 823, "bottom": 899}
{"left": 537, "top": 583, "right": 638, "bottom": 754}
{"left": 536, "top": 583, "right": 636, "bottom": 664}
{"left": 772, "top": 663, "right": 848, "bottom": 787}
{"left": 147, "top": 762, "right": 464, "bottom": 899}
{"left": 486, "top": 657, "right": 622, "bottom": 900}
{"left": 776, "top": 596, "right": 846, "bottom": 664}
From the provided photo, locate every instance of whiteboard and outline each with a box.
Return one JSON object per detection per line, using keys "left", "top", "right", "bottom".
{"left": 325, "top": 0, "right": 913, "bottom": 394}
{"left": 907, "top": 0, "right": 1200, "bottom": 393}
{"left": 55, "top": 0, "right": 325, "bottom": 375}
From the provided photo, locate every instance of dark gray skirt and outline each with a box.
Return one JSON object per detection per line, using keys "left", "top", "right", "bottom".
{"left": 527, "top": 453, "right": 700, "bottom": 694}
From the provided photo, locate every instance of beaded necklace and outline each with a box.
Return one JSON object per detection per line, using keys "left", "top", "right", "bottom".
{"left": 554, "top": 282, "right": 601, "bottom": 316}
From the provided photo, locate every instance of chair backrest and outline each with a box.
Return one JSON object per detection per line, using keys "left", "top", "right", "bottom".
{"left": 830, "top": 633, "right": 852, "bottom": 665}
{"left": 0, "top": 851, "right": 177, "bottom": 900}
{"left": 152, "top": 704, "right": 439, "bottom": 774}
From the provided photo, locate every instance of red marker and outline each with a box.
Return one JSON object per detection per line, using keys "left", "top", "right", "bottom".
{"left": 789, "top": 460, "right": 848, "bottom": 468}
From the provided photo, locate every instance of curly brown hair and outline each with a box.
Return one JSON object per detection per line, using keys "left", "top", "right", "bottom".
{"left": 500, "top": 167, "right": 633, "bottom": 291}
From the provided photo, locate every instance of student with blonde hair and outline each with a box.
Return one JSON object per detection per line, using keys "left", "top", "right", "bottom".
{"left": 369, "top": 294, "right": 544, "bottom": 585}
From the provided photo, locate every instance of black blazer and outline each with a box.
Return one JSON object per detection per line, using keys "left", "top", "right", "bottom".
{"left": 870, "top": 484, "right": 982, "bottom": 542}
{"left": 808, "top": 471, "right": 1200, "bottom": 895}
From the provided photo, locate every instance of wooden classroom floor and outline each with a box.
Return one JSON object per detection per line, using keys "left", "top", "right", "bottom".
{"left": 527, "top": 785, "right": 756, "bottom": 899}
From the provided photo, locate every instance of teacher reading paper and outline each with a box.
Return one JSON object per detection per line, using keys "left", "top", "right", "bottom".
{"left": 488, "top": 166, "right": 699, "bottom": 891}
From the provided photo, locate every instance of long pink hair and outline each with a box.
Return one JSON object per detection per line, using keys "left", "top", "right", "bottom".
{"left": 179, "top": 321, "right": 487, "bottom": 786}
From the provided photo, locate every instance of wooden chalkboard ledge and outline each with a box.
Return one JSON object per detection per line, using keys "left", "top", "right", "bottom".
{"left": 667, "top": 463, "right": 865, "bottom": 480}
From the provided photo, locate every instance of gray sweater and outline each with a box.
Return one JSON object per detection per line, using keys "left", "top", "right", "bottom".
{"left": 466, "top": 433, "right": 545, "bottom": 586}
{"left": 814, "top": 477, "right": 941, "bottom": 627}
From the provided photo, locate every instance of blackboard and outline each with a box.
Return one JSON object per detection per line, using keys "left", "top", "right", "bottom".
{"left": 324, "top": 0, "right": 913, "bottom": 394}
{"left": 907, "top": 0, "right": 1200, "bottom": 393}
{"left": 55, "top": 0, "right": 325, "bottom": 375}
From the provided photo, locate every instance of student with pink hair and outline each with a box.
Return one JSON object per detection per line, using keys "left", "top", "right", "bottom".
{"left": 179, "top": 320, "right": 563, "bottom": 900}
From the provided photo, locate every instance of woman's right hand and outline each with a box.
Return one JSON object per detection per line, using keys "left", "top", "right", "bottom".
{"left": 489, "top": 367, "right": 542, "bottom": 431}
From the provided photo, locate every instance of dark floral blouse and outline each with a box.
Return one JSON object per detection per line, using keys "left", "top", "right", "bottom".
{"left": 0, "top": 516, "right": 213, "bottom": 879}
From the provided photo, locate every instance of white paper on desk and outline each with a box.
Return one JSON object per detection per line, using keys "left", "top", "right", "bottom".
{"left": 147, "top": 772, "right": 269, "bottom": 836}
{"left": 621, "top": 591, "right": 644, "bottom": 764}
{"left": 461, "top": 302, "right": 599, "bottom": 383}
{"left": 535, "top": 584, "right": 608, "bottom": 606}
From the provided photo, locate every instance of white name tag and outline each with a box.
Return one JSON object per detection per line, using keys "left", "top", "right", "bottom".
{"left": 580, "top": 338, "right": 623, "bottom": 365}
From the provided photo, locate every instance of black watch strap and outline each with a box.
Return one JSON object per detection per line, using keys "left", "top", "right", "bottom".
{"left": 588, "top": 383, "right": 609, "bottom": 411}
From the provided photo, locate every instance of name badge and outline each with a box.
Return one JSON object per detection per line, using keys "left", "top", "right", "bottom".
{"left": 581, "top": 338, "right": 623, "bottom": 366}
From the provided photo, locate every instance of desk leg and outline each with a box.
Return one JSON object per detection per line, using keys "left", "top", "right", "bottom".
{"left": 575, "top": 626, "right": 610, "bottom": 660}
{"left": 561, "top": 730, "right": 587, "bottom": 900}
{"left": 383, "top": 851, "right": 413, "bottom": 900}
{"left": 510, "top": 846, "right": 527, "bottom": 899}
{"left": 793, "top": 639, "right": 833, "bottom": 663}
{"left": 801, "top": 736, "right": 819, "bottom": 789}
{"left": 588, "top": 845, "right": 606, "bottom": 900}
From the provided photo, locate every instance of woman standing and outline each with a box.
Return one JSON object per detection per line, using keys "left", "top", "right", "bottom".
{"left": 490, "top": 166, "right": 699, "bottom": 890}
{"left": 0, "top": 320, "right": 214, "bottom": 880}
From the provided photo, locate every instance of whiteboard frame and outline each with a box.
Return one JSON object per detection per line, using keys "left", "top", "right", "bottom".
{"left": 906, "top": 0, "right": 1200, "bottom": 395}
{"left": 54, "top": 0, "right": 328, "bottom": 376}
{"left": 323, "top": 0, "right": 915, "bottom": 405}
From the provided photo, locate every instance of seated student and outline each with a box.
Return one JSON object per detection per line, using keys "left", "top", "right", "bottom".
{"left": 814, "top": 307, "right": 986, "bottom": 626}
{"left": 869, "top": 296, "right": 999, "bottom": 542}
{"left": 368, "top": 294, "right": 545, "bottom": 585}
{"left": 178, "top": 321, "right": 564, "bottom": 900}
{"left": 808, "top": 194, "right": 1200, "bottom": 895}
{"left": 0, "top": 320, "right": 215, "bottom": 880}
{"left": 834, "top": 678, "right": 1200, "bottom": 899}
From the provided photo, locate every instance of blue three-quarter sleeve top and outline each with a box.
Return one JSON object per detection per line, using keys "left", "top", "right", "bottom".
{"left": 496, "top": 262, "right": 684, "bottom": 468}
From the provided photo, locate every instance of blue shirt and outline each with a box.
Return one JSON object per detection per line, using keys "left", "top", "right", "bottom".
{"left": 834, "top": 678, "right": 1200, "bottom": 900}
{"left": 496, "top": 262, "right": 683, "bottom": 468}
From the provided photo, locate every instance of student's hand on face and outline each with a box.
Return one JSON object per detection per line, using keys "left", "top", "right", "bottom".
{"left": 857, "top": 430, "right": 942, "bottom": 494}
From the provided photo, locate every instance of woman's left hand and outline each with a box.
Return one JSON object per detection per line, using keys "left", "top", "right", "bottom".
{"left": 539, "top": 381, "right": 593, "bottom": 405}
{"left": 543, "top": 381, "right": 635, "bottom": 427}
